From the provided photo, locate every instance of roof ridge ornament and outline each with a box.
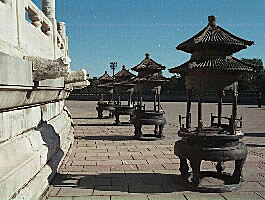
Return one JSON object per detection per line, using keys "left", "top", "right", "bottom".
{"left": 145, "top": 53, "right": 150, "bottom": 59}
{"left": 208, "top": 15, "right": 217, "bottom": 26}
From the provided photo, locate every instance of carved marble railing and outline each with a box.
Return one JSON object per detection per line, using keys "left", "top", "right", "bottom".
{"left": 26, "top": 0, "right": 52, "bottom": 36}
{"left": 0, "top": 0, "right": 68, "bottom": 59}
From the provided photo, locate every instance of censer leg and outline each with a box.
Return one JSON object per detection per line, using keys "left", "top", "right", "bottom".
{"left": 98, "top": 110, "right": 103, "bottom": 119}
{"left": 179, "top": 156, "right": 189, "bottom": 178}
{"left": 158, "top": 125, "right": 164, "bottom": 138}
{"left": 134, "top": 124, "right": 142, "bottom": 139}
{"left": 154, "top": 125, "right": 158, "bottom": 135}
{"left": 115, "top": 114, "right": 120, "bottom": 124}
{"left": 232, "top": 158, "right": 246, "bottom": 183}
{"left": 216, "top": 161, "right": 225, "bottom": 175}
{"left": 190, "top": 159, "right": 202, "bottom": 186}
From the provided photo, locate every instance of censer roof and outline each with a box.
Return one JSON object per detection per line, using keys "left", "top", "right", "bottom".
{"left": 176, "top": 16, "right": 254, "bottom": 54}
{"left": 98, "top": 71, "right": 113, "bottom": 82}
{"left": 169, "top": 56, "right": 258, "bottom": 74}
{"left": 132, "top": 72, "right": 167, "bottom": 83}
{"left": 131, "top": 53, "right": 166, "bottom": 73}
{"left": 114, "top": 65, "right": 135, "bottom": 79}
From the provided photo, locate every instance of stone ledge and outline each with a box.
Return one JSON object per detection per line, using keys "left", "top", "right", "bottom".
{"left": 0, "top": 87, "right": 70, "bottom": 111}
{"left": 0, "top": 52, "right": 33, "bottom": 86}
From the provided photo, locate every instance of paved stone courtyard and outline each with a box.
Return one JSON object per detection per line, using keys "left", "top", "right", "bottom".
{"left": 47, "top": 100, "right": 265, "bottom": 200}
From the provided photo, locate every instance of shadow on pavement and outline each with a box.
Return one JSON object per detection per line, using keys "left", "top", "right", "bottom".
{"left": 74, "top": 135, "right": 136, "bottom": 141}
{"left": 246, "top": 143, "right": 265, "bottom": 147}
{"left": 74, "top": 123, "right": 132, "bottom": 127}
{"left": 72, "top": 116, "right": 112, "bottom": 120}
{"left": 52, "top": 173, "right": 189, "bottom": 193}
{"left": 244, "top": 133, "right": 265, "bottom": 137}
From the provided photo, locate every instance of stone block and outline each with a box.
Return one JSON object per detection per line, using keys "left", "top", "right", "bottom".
{"left": 0, "top": 52, "right": 33, "bottom": 86}
{"left": 0, "top": 106, "right": 41, "bottom": 142}
{"left": 0, "top": 87, "right": 68, "bottom": 111}
{"left": 39, "top": 77, "right": 65, "bottom": 87}
{"left": 0, "top": 4, "right": 17, "bottom": 48}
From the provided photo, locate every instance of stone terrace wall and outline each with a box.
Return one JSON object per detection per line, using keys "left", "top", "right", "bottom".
{"left": 0, "top": 0, "right": 87, "bottom": 199}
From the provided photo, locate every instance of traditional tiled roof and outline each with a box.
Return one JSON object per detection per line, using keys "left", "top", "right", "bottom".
{"left": 114, "top": 65, "right": 135, "bottom": 79}
{"left": 177, "top": 16, "right": 254, "bottom": 54}
{"left": 98, "top": 71, "right": 113, "bottom": 82}
{"left": 169, "top": 56, "right": 257, "bottom": 73}
{"left": 132, "top": 73, "right": 167, "bottom": 83}
{"left": 131, "top": 53, "right": 166, "bottom": 72}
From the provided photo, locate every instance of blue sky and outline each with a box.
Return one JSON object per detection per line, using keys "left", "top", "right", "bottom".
{"left": 34, "top": 0, "right": 265, "bottom": 77}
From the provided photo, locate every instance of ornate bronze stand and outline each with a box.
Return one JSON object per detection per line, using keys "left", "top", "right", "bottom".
{"left": 130, "top": 106, "right": 166, "bottom": 139}
{"left": 96, "top": 101, "right": 115, "bottom": 119}
{"left": 130, "top": 53, "right": 167, "bottom": 140}
{"left": 169, "top": 16, "right": 258, "bottom": 192}
{"left": 96, "top": 71, "right": 115, "bottom": 119}
{"left": 175, "top": 129, "right": 247, "bottom": 192}
{"left": 112, "top": 66, "right": 135, "bottom": 125}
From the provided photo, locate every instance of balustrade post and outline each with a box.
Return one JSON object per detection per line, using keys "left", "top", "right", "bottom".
{"left": 42, "top": 0, "right": 55, "bottom": 19}
{"left": 57, "top": 22, "right": 66, "bottom": 39}
{"left": 57, "top": 21, "right": 66, "bottom": 50}
{"left": 42, "top": 0, "right": 57, "bottom": 58}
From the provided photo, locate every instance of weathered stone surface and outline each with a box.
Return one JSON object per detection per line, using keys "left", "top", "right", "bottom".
{"left": 23, "top": 56, "right": 71, "bottom": 81}
{"left": 0, "top": 52, "right": 33, "bottom": 86}
{"left": 0, "top": 106, "right": 41, "bottom": 142}
{"left": 65, "top": 69, "right": 87, "bottom": 84}
{"left": 39, "top": 77, "right": 65, "bottom": 87}
{"left": 0, "top": 109, "right": 73, "bottom": 200}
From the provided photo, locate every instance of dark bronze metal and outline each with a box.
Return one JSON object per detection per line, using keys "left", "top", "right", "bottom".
{"left": 169, "top": 16, "right": 257, "bottom": 192}
{"left": 130, "top": 53, "right": 167, "bottom": 140}
{"left": 96, "top": 101, "right": 115, "bottom": 119}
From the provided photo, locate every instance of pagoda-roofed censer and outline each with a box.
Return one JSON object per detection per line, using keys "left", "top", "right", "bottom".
{"left": 130, "top": 53, "right": 167, "bottom": 140}
{"left": 113, "top": 65, "right": 135, "bottom": 124}
{"left": 169, "top": 16, "right": 259, "bottom": 192}
{"left": 96, "top": 71, "right": 115, "bottom": 119}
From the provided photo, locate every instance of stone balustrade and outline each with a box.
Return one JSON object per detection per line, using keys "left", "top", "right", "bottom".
{"left": 26, "top": 0, "right": 52, "bottom": 36}
{"left": 0, "top": 0, "right": 67, "bottom": 59}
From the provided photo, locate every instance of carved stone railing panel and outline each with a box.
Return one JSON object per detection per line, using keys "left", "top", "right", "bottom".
{"left": 24, "top": 56, "right": 71, "bottom": 81}
{"left": 26, "top": 0, "right": 54, "bottom": 36}
{"left": 27, "top": 3, "right": 42, "bottom": 28}
{"left": 41, "top": 18, "right": 52, "bottom": 36}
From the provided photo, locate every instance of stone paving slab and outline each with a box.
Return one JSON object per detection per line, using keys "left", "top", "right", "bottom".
{"left": 47, "top": 101, "right": 265, "bottom": 200}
